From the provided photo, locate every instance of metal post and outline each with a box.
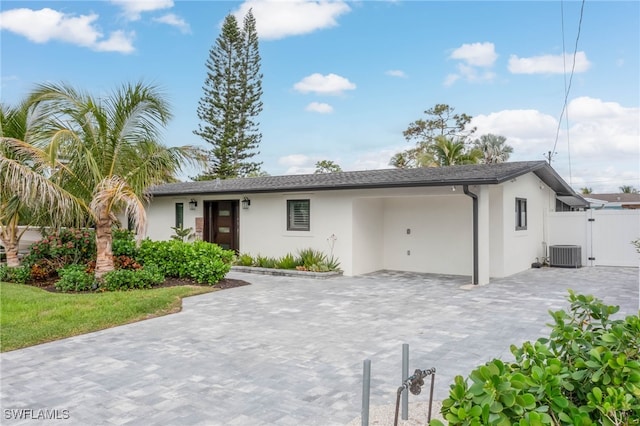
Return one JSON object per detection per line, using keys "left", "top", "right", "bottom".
{"left": 402, "top": 343, "right": 409, "bottom": 420}
{"left": 362, "top": 359, "right": 371, "bottom": 426}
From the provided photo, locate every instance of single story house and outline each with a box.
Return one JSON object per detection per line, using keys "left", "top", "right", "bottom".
{"left": 585, "top": 193, "right": 640, "bottom": 210}
{"left": 145, "top": 160, "right": 587, "bottom": 285}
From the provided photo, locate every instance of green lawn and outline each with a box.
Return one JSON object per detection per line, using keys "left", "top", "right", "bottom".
{"left": 0, "top": 282, "right": 216, "bottom": 352}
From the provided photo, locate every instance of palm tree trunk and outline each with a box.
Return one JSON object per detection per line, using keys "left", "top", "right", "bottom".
{"left": 1, "top": 215, "right": 26, "bottom": 268}
{"left": 2, "top": 239, "right": 20, "bottom": 267}
{"left": 94, "top": 204, "right": 114, "bottom": 279}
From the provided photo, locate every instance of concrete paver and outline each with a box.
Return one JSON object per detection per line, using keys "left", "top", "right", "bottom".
{"left": 1, "top": 266, "right": 638, "bottom": 425}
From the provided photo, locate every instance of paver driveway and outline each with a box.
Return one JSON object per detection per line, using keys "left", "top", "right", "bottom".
{"left": 1, "top": 266, "right": 638, "bottom": 425}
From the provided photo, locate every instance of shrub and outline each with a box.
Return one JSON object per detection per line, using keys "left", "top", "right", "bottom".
{"left": 23, "top": 228, "right": 96, "bottom": 268}
{"left": 112, "top": 229, "right": 137, "bottom": 257}
{"left": 137, "top": 240, "right": 233, "bottom": 285}
{"left": 101, "top": 264, "right": 165, "bottom": 291}
{"left": 297, "top": 248, "right": 326, "bottom": 268}
{"left": 0, "top": 265, "right": 31, "bottom": 284}
{"left": 431, "top": 291, "right": 640, "bottom": 426}
{"left": 256, "top": 255, "right": 277, "bottom": 269}
{"left": 275, "top": 253, "right": 299, "bottom": 270}
{"left": 56, "top": 265, "right": 95, "bottom": 292}
{"left": 236, "top": 253, "right": 255, "bottom": 267}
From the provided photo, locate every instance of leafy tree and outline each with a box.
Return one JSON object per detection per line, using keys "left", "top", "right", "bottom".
{"left": 23, "top": 81, "right": 201, "bottom": 279}
{"left": 580, "top": 187, "right": 593, "bottom": 194}
{"left": 472, "top": 133, "right": 513, "bottom": 164}
{"left": 0, "top": 101, "right": 84, "bottom": 267}
{"left": 314, "top": 160, "right": 342, "bottom": 174}
{"left": 619, "top": 185, "right": 638, "bottom": 194}
{"left": 194, "top": 9, "right": 263, "bottom": 180}
{"left": 391, "top": 104, "right": 476, "bottom": 168}
{"left": 433, "top": 137, "right": 482, "bottom": 166}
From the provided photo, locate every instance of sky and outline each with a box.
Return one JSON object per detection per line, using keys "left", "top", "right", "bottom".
{"left": 1, "top": 0, "right": 638, "bottom": 193}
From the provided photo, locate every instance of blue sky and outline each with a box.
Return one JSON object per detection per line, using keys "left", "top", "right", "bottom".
{"left": 1, "top": 0, "right": 638, "bottom": 192}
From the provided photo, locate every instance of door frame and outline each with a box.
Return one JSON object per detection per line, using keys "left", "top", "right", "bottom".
{"left": 203, "top": 200, "right": 240, "bottom": 252}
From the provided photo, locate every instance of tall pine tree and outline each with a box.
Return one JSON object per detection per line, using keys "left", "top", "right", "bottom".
{"left": 194, "top": 10, "right": 263, "bottom": 180}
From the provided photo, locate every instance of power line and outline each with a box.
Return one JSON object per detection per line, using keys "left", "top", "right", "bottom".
{"left": 550, "top": 0, "right": 585, "bottom": 164}
{"left": 560, "top": 0, "right": 573, "bottom": 185}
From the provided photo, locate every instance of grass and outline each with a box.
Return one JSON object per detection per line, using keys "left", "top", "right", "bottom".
{"left": 0, "top": 282, "right": 216, "bottom": 352}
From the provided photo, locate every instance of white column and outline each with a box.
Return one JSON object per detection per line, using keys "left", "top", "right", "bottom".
{"left": 477, "top": 185, "right": 490, "bottom": 285}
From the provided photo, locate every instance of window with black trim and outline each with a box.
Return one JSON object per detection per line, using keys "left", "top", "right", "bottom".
{"left": 287, "top": 199, "right": 310, "bottom": 231}
{"left": 175, "top": 203, "right": 184, "bottom": 229}
{"left": 515, "top": 198, "right": 527, "bottom": 230}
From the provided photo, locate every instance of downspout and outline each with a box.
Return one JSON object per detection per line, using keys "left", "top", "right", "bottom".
{"left": 463, "top": 185, "right": 478, "bottom": 285}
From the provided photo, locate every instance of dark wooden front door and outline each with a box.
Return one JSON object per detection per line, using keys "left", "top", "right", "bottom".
{"left": 204, "top": 200, "right": 239, "bottom": 251}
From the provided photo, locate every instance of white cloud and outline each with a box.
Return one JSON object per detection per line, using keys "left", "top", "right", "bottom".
{"left": 508, "top": 52, "right": 591, "bottom": 74}
{"left": 232, "top": 0, "right": 351, "bottom": 40}
{"left": 278, "top": 154, "right": 316, "bottom": 174}
{"left": 385, "top": 70, "right": 407, "bottom": 78}
{"left": 450, "top": 42, "right": 497, "bottom": 67}
{"left": 110, "top": 0, "right": 174, "bottom": 21}
{"left": 305, "top": 102, "right": 333, "bottom": 114}
{"left": 470, "top": 98, "right": 639, "bottom": 192}
{"left": 153, "top": 13, "right": 191, "bottom": 34}
{"left": 0, "top": 8, "right": 134, "bottom": 53}
{"left": 293, "top": 73, "right": 356, "bottom": 96}
{"left": 446, "top": 42, "right": 497, "bottom": 86}
{"left": 94, "top": 30, "right": 136, "bottom": 53}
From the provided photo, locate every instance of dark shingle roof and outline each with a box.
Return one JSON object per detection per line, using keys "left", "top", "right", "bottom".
{"left": 150, "top": 160, "right": 581, "bottom": 199}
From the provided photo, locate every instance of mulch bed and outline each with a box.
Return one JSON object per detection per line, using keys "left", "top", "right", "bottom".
{"left": 27, "top": 276, "right": 251, "bottom": 293}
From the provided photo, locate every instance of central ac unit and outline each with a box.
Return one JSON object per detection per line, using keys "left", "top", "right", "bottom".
{"left": 549, "top": 245, "right": 582, "bottom": 268}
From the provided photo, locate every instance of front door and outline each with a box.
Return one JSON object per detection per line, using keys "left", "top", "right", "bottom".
{"left": 204, "top": 200, "right": 239, "bottom": 251}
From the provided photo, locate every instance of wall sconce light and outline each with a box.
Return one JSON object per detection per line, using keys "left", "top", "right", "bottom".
{"left": 189, "top": 199, "right": 198, "bottom": 210}
{"left": 451, "top": 186, "right": 456, "bottom": 192}
{"left": 241, "top": 197, "right": 251, "bottom": 209}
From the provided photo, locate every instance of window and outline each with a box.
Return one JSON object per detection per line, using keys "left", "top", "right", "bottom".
{"left": 515, "top": 198, "right": 527, "bottom": 230}
{"left": 175, "top": 203, "right": 184, "bottom": 229}
{"left": 287, "top": 199, "right": 310, "bottom": 231}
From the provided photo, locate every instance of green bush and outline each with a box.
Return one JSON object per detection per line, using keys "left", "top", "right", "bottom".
{"left": 275, "top": 253, "right": 299, "bottom": 270}
{"left": 137, "top": 240, "right": 233, "bottom": 285}
{"left": 112, "top": 229, "right": 137, "bottom": 257}
{"left": 23, "top": 228, "right": 96, "bottom": 268}
{"left": 256, "top": 255, "right": 277, "bottom": 269}
{"left": 234, "top": 248, "right": 341, "bottom": 272}
{"left": 0, "top": 265, "right": 31, "bottom": 284}
{"left": 236, "top": 253, "right": 255, "bottom": 267}
{"left": 431, "top": 291, "right": 640, "bottom": 426}
{"left": 101, "top": 264, "right": 165, "bottom": 291}
{"left": 56, "top": 265, "right": 95, "bottom": 292}
{"left": 297, "top": 248, "right": 326, "bottom": 268}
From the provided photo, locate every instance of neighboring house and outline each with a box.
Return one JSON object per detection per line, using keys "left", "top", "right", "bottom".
{"left": 146, "top": 161, "right": 587, "bottom": 285}
{"left": 586, "top": 193, "right": 640, "bottom": 210}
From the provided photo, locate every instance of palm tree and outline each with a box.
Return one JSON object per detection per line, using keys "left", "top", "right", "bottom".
{"left": 580, "top": 187, "right": 593, "bottom": 195}
{"left": 433, "top": 136, "right": 481, "bottom": 166}
{"left": 1, "top": 102, "right": 85, "bottom": 267}
{"left": 473, "top": 134, "right": 513, "bottom": 164}
{"left": 26, "top": 82, "right": 203, "bottom": 278}
{"left": 619, "top": 185, "right": 638, "bottom": 194}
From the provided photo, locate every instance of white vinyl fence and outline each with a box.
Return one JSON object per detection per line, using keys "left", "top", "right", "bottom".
{"left": 547, "top": 209, "right": 640, "bottom": 267}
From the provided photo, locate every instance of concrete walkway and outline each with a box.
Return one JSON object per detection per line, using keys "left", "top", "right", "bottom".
{"left": 1, "top": 267, "right": 638, "bottom": 425}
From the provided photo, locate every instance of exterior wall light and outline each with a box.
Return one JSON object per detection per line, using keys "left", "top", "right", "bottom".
{"left": 242, "top": 197, "right": 251, "bottom": 209}
{"left": 189, "top": 199, "right": 198, "bottom": 210}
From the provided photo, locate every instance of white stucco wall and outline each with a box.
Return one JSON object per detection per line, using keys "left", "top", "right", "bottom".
{"left": 239, "top": 191, "right": 354, "bottom": 273}
{"left": 382, "top": 195, "right": 473, "bottom": 275}
{"left": 352, "top": 198, "right": 384, "bottom": 275}
{"left": 497, "top": 174, "right": 555, "bottom": 276}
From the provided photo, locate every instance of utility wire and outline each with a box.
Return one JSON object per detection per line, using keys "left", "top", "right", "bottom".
{"left": 560, "top": 0, "right": 573, "bottom": 185}
{"left": 550, "top": 0, "right": 585, "bottom": 165}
